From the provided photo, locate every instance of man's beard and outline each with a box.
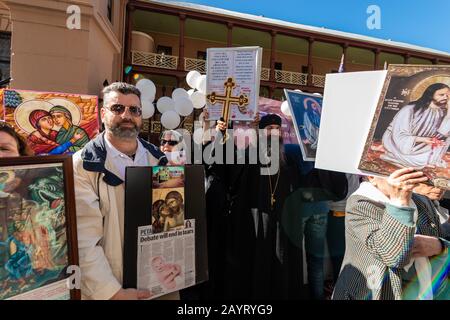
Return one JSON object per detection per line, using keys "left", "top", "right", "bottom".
{"left": 266, "top": 135, "right": 285, "bottom": 167}
{"left": 108, "top": 120, "right": 141, "bottom": 139}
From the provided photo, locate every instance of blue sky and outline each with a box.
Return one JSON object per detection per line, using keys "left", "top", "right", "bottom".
{"left": 182, "top": 0, "right": 450, "bottom": 54}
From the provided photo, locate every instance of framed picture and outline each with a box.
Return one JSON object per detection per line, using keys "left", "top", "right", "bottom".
{"left": 123, "top": 165, "right": 208, "bottom": 298}
{"left": 359, "top": 65, "right": 450, "bottom": 188}
{"left": 0, "top": 155, "right": 79, "bottom": 300}
{"left": 0, "top": 89, "right": 99, "bottom": 155}
{"left": 284, "top": 89, "right": 323, "bottom": 161}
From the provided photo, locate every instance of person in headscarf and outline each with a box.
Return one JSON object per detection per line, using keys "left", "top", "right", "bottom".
{"left": 159, "top": 130, "right": 187, "bottom": 165}
{"left": 27, "top": 109, "right": 80, "bottom": 155}
{"left": 50, "top": 105, "right": 89, "bottom": 152}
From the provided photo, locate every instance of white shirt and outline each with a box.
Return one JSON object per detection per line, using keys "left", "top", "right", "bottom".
{"left": 104, "top": 136, "right": 149, "bottom": 180}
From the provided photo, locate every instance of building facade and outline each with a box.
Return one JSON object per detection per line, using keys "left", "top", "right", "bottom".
{"left": 124, "top": 0, "right": 450, "bottom": 101}
{"left": 0, "top": 0, "right": 127, "bottom": 95}
{"left": 1, "top": 0, "right": 449, "bottom": 142}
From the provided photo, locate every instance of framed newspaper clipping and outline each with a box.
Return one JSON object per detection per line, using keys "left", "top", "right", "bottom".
{"left": 123, "top": 165, "right": 208, "bottom": 299}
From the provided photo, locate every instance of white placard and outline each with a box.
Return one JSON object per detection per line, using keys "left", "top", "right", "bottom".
{"left": 315, "top": 70, "right": 387, "bottom": 175}
{"left": 206, "top": 46, "right": 262, "bottom": 121}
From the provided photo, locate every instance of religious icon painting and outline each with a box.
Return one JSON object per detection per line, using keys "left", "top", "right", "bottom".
{"left": 205, "top": 46, "right": 263, "bottom": 122}
{"left": 0, "top": 89, "right": 99, "bottom": 156}
{"left": 359, "top": 65, "right": 450, "bottom": 189}
{"left": 284, "top": 90, "right": 323, "bottom": 161}
{"left": 0, "top": 155, "right": 79, "bottom": 300}
{"left": 151, "top": 167, "right": 185, "bottom": 233}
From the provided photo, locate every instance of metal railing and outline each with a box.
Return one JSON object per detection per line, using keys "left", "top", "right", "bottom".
{"left": 274, "top": 70, "right": 308, "bottom": 85}
{"left": 260, "top": 67, "right": 270, "bottom": 81}
{"left": 311, "top": 74, "right": 326, "bottom": 87}
{"left": 184, "top": 57, "right": 206, "bottom": 73}
{"left": 132, "top": 51, "right": 178, "bottom": 70}
{"left": 131, "top": 52, "right": 327, "bottom": 88}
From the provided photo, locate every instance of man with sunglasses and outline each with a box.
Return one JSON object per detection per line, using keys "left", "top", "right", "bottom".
{"left": 72, "top": 82, "right": 169, "bottom": 300}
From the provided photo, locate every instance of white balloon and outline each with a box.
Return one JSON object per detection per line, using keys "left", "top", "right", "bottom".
{"left": 187, "top": 89, "right": 195, "bottom": 96}
{"left": 190, "top": 91, "right": 206, "bottom": 109}
{"left": 281, "top": 101, "right": 291, "bottom": 117}
{"left": 141, "top": 88, "right": 156, "bottom": 101}
{"left": 172, "top": 88, "right": 189, "bottom": 102}
{"left": 161, "top": 110, "right": 181, "bottom": 129}
{"left": 195, "top": 75, "right": 207, "bottom": 94}
{"left": 186, "top": 70, "right": 201, "bottom": 89}
{"left": 174, "top": 97, "right": 194, "bottom": 117}
{"left": 156, "top": 97, "right": 175, "bottom": 113}
{"left": 142, "top": 93, "right": 155, "bottom": 104}
{"left": 141, "top": 100, "right": 155, "bottom": 119}
{"left": 136, "top": 79, "right": 156, "bottom": 98}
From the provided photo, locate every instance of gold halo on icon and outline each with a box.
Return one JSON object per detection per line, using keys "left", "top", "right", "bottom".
{"left": 14, "top": 98, "right": 82, "bottom": 134}
{"left": 411, "top": 75, "right": 450, "bottom": 102}
{"left": 47, "top": 98, "right": 82, "bottom": 126}
{"left": 14, "top": 100, "right": 55, "bottom": 134}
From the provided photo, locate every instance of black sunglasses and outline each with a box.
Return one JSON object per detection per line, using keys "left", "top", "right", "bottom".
{"left": 160, "top": 139, "right": 179, "bottom": 146}
{"left": 105, "top": 104, "right": 142, "bottom": 116}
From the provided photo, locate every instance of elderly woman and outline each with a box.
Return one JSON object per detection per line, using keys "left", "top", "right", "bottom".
{"left": 333, "top": 168, "right": 449, "bottom": 300}
{"left": 159, "top": 130, "right": 187, "bottom": 165}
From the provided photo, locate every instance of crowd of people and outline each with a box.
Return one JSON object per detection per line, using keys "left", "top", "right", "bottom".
{"left": 0, "top": 81, "right": 449, "bottom": 300}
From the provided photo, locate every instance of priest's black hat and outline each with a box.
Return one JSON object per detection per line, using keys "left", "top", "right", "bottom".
{"left": 259, "top": 113, "right": 282, "bottom": 129}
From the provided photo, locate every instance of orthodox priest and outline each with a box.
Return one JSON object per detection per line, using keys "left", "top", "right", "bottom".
{"left": 202, "top": 114, "right": 347, "bottom": 300}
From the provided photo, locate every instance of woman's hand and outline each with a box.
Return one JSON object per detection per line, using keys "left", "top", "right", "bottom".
{"left": 412, "top": 234, "right": 443, "bottom": 258}
{"left": 386, "top": 168, "right": 428, "bottom": 207}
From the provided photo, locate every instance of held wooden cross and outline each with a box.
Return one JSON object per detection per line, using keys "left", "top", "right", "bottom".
{"left": 207, "top": 77, "right": 249, "bottom": 143}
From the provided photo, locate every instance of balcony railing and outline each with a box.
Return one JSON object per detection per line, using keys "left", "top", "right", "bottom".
{"left": 260, "top": 67, "right": 270, "bottom": 81}
{"left": 184, "top": 57, "right": 206, "bottom": 73}
{"left": 132, "top": 51, "right": 178, "bottom": 70}
{"left": 131, "top": 52, "right": 326, "bottom": 88}
{"left": 274, "top": 70, "right": 308, "bottom": 86}
{"left": 311, "top": 74, "right": 326, "bottom": 88}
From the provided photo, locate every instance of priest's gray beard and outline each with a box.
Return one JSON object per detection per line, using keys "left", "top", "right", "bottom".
{"left": 263, "top": 135, "right": 285, "bottom": 170}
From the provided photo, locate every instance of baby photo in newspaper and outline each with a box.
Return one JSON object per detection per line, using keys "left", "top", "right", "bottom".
{"left": 136, "top": 219, "right": 196, "bottom": 299}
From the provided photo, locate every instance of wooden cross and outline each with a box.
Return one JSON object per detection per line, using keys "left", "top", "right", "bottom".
{"left": 207, "top": 77, "right": 249, "bottom": 131}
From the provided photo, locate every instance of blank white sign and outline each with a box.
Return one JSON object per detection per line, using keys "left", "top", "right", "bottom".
{"left": 315, "top": 70, "right": 387, "bottom": 175}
